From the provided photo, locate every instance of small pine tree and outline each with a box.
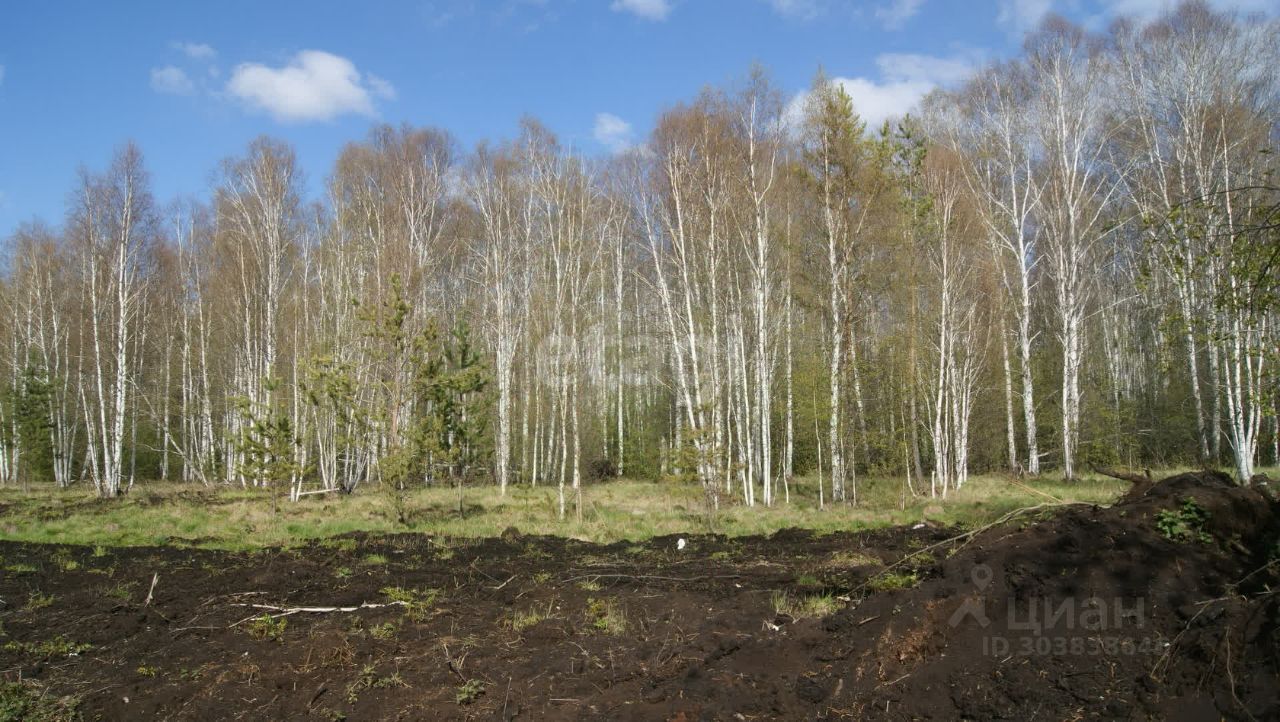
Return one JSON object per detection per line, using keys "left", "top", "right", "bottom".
{"left": 232, "top": 379, "right": 302, "bottom": 511}
{"left": 14, "top": 365, "right": 55, "bottom": 483}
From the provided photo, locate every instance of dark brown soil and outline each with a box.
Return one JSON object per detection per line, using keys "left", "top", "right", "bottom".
{"left": 2, "top": 471, "right": 1277, "bottom": 720}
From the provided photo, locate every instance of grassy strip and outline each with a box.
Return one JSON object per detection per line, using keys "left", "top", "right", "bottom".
{"left": 0, "top": 467, "right": 1250, "bottom": 551}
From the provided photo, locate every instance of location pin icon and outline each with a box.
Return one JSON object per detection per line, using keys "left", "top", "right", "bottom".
{"left": 971, "top": 563, "right": 993, "bottom": 591}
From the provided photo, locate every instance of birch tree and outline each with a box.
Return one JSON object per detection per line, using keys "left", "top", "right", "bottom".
{"left": 214, "top": 137, "right": 302, "bottom": 487}
{"left": 70, "top": 143, "right": 157, "bottom": 497}
{"left": 1028, "top": 21, "right": 1117, "bottom": 480}
{"left": 944, "top": 62, "right": 1044, "bottom": 476}
{"left": 466, "top": 143, "right": 531, "bottom": 495}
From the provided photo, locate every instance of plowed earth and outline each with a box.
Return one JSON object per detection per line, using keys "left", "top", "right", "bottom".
{"left": 2, "top": 471, "right": 1277, "bottom": 720}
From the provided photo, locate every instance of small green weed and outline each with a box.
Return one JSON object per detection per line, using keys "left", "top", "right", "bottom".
{"left": 246, "top": 614, "right": 287, "bottom": 642}
{"left": 380, "top": 586, "right": 439, "bottom": 622}
{"left": 585, "top": 597, "right": 627, "bottom": 634}
{"left": 346, "top": 664, "right": 407, "bottom": 703}
{"left": 105, "top": 581, "right": 137, "bottom": 602}
{"left": 903, "top": 551, "right": 938, "bottom": 571}
{"left": 1155, "top": 498, "right": 1212, "bottom": 543}
{"left": 455, "top": 678, "right": 485, "bottom": 705}
{"left": 24, "top": 591, "right": 55, "bottom": 611}
{"left": 369, "top": 622, "right": 398, "bottom": 641}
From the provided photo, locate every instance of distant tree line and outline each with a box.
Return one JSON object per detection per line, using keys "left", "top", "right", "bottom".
{"left": 1, "top": 1, "right": 1277, "bottom": 510}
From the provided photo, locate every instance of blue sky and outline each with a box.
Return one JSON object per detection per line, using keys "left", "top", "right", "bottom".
{"left": 0, "top": 0, "right": 1276, "bottom": 238}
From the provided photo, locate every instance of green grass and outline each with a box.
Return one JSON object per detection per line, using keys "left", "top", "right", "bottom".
{"left": 507, "top": 607, "right": 549, "bottom": 632}
{"left": 824, "top": 550, "right": 881, "bottom": 568}
{"left": 0, "top": 680, "right": 79, "bottom": 722}
{"left": 0, "top": 467, "right": 1264, "bottom": 551}
{"left": 245, "top": 614, "right": 287, "bottom": 642}
{"left": 772, "top": 590, "right": 842, "bottom": 619}
{"left": 346, "top": 664, "right": 408, "bottom": 704}
{"left": 867, "top": 570, "right": 921, "bottom": 592}
{"left": 584, "top": 597, "right": 627, "bottom": 634}
{"left": 103, "top": 581, "right": 137, "bottom": 602}
{"left": 3, "top": 636, "right": 91, "bottom": 658}
{"left": 24, "top": 591, "right": 55, "bottom": 611}
{"left": 380, "top": 586, "right": 439, "bottom": 622}
{"left": 368, "top": 622, "right": 398, "bottom": 641}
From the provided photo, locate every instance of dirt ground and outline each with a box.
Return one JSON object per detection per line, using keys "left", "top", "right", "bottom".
{"left": 2, "top": 471, "right": 1278, "bottom": 720}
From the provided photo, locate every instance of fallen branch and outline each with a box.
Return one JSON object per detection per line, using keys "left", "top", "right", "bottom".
{"left": 144, "top": 573, "right": 159, "bottom": 606}
{"left": 1092, "top": 465, "right": 1153, "bottom": 487}
{"left": 854, "top": 502, "right": 1084, "bottom": 595}
{"left": 559, "top": 573, "right": 742, "bottom": 585}
{"left": 490, "top": 575, "right": 518, "bottom": 591}
{"left": 242, "top": 601, "right": 405, "bottom": 614}
{"left": 1234, "top": 558, "right": 1280, "bottom": 588}
{"left": 443, "top": 643, "right": 468, "bottom": 682}
{"left": 295, "top": 488, "right": 341, "bottom": 498}
{"left": 1152, "top": 595, "right": 1230, "bottom": 680}
{"left": 197, "top": 591, "right": 269, "bottom": 609}
{"left": 876, "top": 672, "right": 913, "bottom": 689}
{"left": 229, "top": 600, "right": 406, "bottom": 625}
{"left": 1008, "top": 478, "right": 1064, "bottom": 504}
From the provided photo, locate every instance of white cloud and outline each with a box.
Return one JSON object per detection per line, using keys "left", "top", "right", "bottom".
{"left": 173, "top": 41, "right": 216, "bottom": 61}
{"left": 593, "top": 112, "right": 635, "bottom": 153}
{"left": 366, "top": 73, "right": 396, "bottom": 100}
{"left": 786, "top": 52, "right": 977, "bottom": 132}
{"left": 875, "top": 0, "right": 925, "bottom": 29}
{"left": 997, "top": 0, "right": 1054, "bottom": 35}
{"left": 819, "top": 78, "right": 930, "bottom": 130}
{"left": 150, "top": 66, "right": 195, "bottom": 95}
{"left": 768, "top": 0, "right": 822, "bottom": 19}
{"left": 877, "top": 53, "right": 976, "bottom": 86}
{"left": 611, "top": 0, "right": 671, "bottom": 21}
{"left": 226, "top": 50, "right": 392, "bottom": 123}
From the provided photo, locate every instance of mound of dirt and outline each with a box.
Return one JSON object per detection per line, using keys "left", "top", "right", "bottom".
{"left": 614, "top": 470, "right": 1280, "bottom": 720}
{"left": 1, "top": 471, "right": 1275, "bottom": 720}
